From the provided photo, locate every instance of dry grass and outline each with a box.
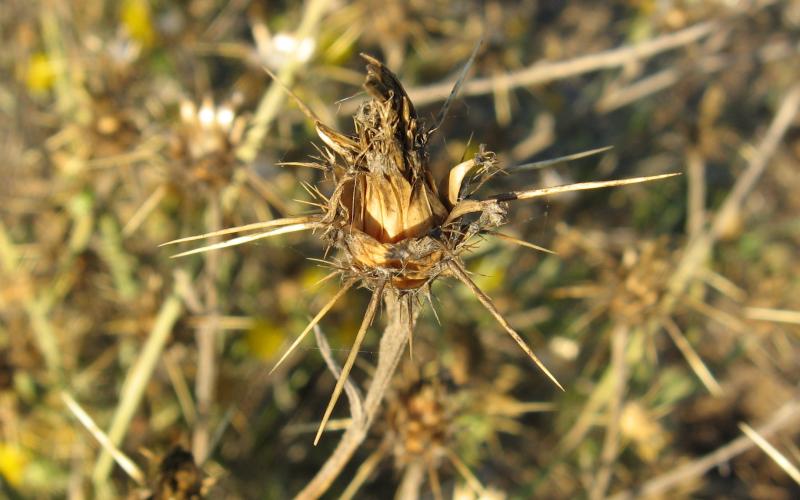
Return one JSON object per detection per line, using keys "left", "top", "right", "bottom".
{"left": 2, "top": 1, "right": 800, "bottom": 498}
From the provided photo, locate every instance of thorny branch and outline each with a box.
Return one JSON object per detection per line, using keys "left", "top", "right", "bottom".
{"left": 296, "top": 290, "right": 417, "bottom": 499}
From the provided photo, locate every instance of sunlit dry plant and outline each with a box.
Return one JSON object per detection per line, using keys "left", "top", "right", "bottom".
{"left": 339, "top": 361, "right": 554, "bottom": 499}
{"left": 551, "top": 229, "right": 724, "bottom": 396}
{"left": 143, "top": 446, "right": 207, "bottom": 500}
{"left": 164, "top": 54, "right": 677, "bottom": 446}
{"left": 552, "top": 233, "right": 675, "bottom": 326}
{"left": 167, "top": 95, "right": 247, "bottom": 189}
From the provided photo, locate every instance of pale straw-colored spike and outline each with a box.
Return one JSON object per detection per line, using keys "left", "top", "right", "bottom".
{"left": 262, "top": 66, "right": 321, "bottom": 124}
{"left": 424, "top": 286, "right": 441, "bottom": 326}
{"left": 269, "top": 279, "right": 355, "bottom": 375}
{"left": 446, "top": 173, "right": 681, "bottom": 223}
{"left": 739, "top": 422, "right": 800, "bottom": 485}
{"left": 170, "top": 222, "right": 320, "bottom": 258}
{"left": 507, "top": 145, "right": 614, "bottom": 172}
{"left": 293, "top": 198, "right": 327, "bottom": 210}
{"left": 263, "top": 65, "right": 359, "bottom": 158}
{"left": 122, "top": 184, "right": 167, "bottom": 237}
{"left": 448, "top": 260, "right": 564, "bottom": 391}
{"left": 445, "top": 448, "right": 487, "bottom": 497}
{"left": 309, "top": 270, "right": 342, "bottom": 289}
{"left": 61, "top": 391, "right": 146, "bottom": 486}
{"left": 432, "top": 37, "right": 483, "bottom": 134}
{"left": 490, "top": 173, "right": 681, "bottom": 202}
{"left": 276, "top": 161, "right": 328, "bottom": 170}
{"left": 314, "top": 281, "right": 385, "bottom": 445}
{"left": 490, "top": 231, "right": 557, "bottom": 255}
{"left": 161, "top": 216, "right": 320, "bottom": 247}
{"left": 406, "top": 294, "right": 415, "bottom": 360}
{"left": 663, "top": 317, "right": 723, "bottom": 396}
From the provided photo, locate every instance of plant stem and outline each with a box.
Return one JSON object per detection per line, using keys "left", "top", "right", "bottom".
{"left": 395, "top": 461, "right": 425, "bottom": 500}
{"left": 92, "top": 293, "right": 183, "bottom": 488}
{"left": 193, "top": 196, "right": 222, "bottom": 464}
{"left": 295, "top": 290, "right": 416, "bottom": 499}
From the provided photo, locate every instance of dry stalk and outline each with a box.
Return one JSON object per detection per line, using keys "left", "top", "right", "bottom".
{"left": 395, "top": 461, "right": 425, "bottom": 500}
{"left": 738, "top": 422, "right": 800, "bottom": 485}
{"left": 589, "top": 324, "right": 630, "bottom": 500}
{"left": 659, "top": 84, "right": 800, "bottom": 317}
{"left": 92, "top": 292, "right": 183, "bottom": 488}
{"left": 338, "top": 20, "right": 717, "bottom": 114}
{"left": 609, "top": 399, "right": 800, "bottom": 499}
{"left": 192, "top": 197, "right": 222, "bottom": 464}
{"left": 295, "top": 291, "right": 416, "bottom": 499}
{"left": 61, "top": 392, "right": 146, "bottom": 487}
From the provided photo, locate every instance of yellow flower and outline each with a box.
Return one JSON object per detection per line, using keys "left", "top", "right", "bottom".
{"left": 245, "top": 320, "right": 285, "bottom": 361}
{"left": 121, "top": 0, "right": 156, "bottom": 48}
{"left": 25, "top": 52, "right": 55, "bottom": 93}
{"left": 0, "top": 443, "right": 29, "bottom": 487}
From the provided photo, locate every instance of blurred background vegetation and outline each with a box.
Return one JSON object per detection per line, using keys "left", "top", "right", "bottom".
{"left": 2, "top": 0, "right": 800, "bottom": 498}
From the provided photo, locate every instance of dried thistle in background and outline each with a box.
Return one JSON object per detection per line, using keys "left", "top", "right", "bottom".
{"left": 167, "top": 95, "right": 248, "bottom": 190}
{"left": 166, "top": 53, "right": 676, "bottom": 457}
{"left": 147, "top": 446, "right": 206, "bottom": 500}
{"left": 339, "top": 360, "right": 554, "bottom": 499}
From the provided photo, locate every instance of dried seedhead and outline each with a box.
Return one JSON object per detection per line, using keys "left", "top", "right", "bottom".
{"left": 385, "top": 368, "right": 454, "bottom": 469}
{"left": 166, "top": 54, "right": 677, "bottom": 442}
{"left": 345, "top": 361, "right": 552, "bottom": 498}
{"left": 146, "top": 446, "right": 206, "bottom": 500}
{"left": 554, "top": 232, "right": 674, "bottom": 325}
{"left": 168, "top": 96, "right": 247, "bottom": 189}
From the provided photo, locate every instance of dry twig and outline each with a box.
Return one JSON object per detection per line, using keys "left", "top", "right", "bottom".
{"left": 609, "top": 399, "right": 800, "bottom": 499}
{"left": 339, "top": 21, "right": 717, "bottom": 113}
{"left": 296, "top": 291, "right": 416, "bottom": 499}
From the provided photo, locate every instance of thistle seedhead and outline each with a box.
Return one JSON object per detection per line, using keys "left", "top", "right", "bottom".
{"left": 307, "top": 55, "right": 499, "bottom": 290}
{"left": 553, "top": 230, "right": 674, "bottom": 324}
{"left": 165, "top": 54, "right": 678, "bottom": 442}
{"left": 349, "top": 360, "right": 552, "bottom": 498}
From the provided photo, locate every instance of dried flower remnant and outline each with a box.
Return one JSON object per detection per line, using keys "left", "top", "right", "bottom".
{"left": 148, "top": 446, "right": 206, "bottom": 500}
{"left": 251, "top": 21, "right": 316, "bottom": 71}
{"left": 165, "top": 55, "right": 678, "bottom": 443}
{"left": 341, "top": 362, "right": 555, "bottom": 498}
{"left": 386, "top": 372, "right": 453, "bottom": 468}
{"left": 168, "top": 96, "right": 247, "bottom": 189}
{"left": 45, "top": 30, "right": 150, "bottom": 171}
